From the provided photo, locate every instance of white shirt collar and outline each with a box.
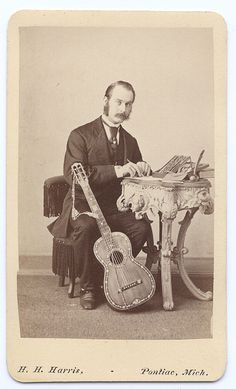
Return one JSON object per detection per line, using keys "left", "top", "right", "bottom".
{"left": 102, "top": 114, "right": 120, "bottom": 144}
{"left": 102, "top": 114, "right": 120, "bottom": 128}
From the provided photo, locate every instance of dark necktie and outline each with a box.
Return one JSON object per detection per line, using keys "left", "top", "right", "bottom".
{"left": 109, "top": 126, "right": 118, "bottom": 151}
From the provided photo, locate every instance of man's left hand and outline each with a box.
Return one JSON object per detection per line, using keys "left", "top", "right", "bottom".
{"left": 136, "top": 161, "right": 152, "bottom": 176}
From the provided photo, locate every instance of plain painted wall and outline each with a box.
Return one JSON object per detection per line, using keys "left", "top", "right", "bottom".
{"left": 19, "top": 26, "right": 214, "bottom": 256}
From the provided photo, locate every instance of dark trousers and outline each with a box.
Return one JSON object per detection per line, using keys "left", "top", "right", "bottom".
{"left": 69, "top": 211, "right": 150, "bottom": 291}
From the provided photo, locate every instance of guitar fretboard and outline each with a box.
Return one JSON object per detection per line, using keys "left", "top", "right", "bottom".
{"left": 72, "top": 162, "right": 114, "bottom": 250}
{"left": 78, "top": 183, "right": 113, "bottom": 250}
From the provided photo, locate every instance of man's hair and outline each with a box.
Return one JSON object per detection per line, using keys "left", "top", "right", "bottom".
{"left": 104, "top": 81, "right": 136, "bottom": 102}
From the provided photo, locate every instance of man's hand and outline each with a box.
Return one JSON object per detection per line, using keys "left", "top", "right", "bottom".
{"left": 137, "top": 161, "right": 152, "bottom": 176}
{"left": 121, "top": 161, "right": 143, "bottom": 177}
{"left": 115, "top": 161, "right": 152, "bottom": 178}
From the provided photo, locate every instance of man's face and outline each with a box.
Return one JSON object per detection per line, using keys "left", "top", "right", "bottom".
{"left": 103, "top": 85, "right": 134, "bottom": 125}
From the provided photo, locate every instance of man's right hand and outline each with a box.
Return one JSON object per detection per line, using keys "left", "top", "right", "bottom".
{"left": 120, "top": 161, "right": 143, "bottom": 177}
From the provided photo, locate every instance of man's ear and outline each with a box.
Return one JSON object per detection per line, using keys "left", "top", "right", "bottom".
{"left": 103, "top": 96, "right": 108, "bottom": 105}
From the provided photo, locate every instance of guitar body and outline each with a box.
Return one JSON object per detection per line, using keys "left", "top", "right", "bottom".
{"left": 71, "top": 162, "right": 156, "bottom": 311}
{"left": 93, "top": 232, "right": 156, "bottom": 310}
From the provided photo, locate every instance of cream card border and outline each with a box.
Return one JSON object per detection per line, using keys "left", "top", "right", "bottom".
{"left": 7, "top": 10, "right": 226, "bottom": 382}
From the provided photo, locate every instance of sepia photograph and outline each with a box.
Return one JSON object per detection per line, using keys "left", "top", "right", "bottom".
{"left": 7, "top": 10, "right": 226, "bottom": 382}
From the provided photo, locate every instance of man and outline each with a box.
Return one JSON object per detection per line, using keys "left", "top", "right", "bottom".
{"left": 48, "top": 81, "right": 152, "bottom": 309}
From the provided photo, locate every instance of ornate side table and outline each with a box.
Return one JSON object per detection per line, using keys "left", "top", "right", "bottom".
{"left": 117, "top": 177, "right": 214, "bottom": 310}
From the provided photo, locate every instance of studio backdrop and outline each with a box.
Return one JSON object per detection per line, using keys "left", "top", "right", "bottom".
{"left": 18, "top": 26, "right": 214, "bottom": 258}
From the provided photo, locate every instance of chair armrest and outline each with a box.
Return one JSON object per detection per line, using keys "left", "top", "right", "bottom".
{"left": 44, "top": 175, "right": 68, "bottom": 187}
{"left": 43, "top": 175, "right": 70, "bottom": 217}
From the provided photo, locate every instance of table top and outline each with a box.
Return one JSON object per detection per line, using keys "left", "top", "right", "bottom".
{"left": 122, "top": 176, "right": 211, "bottom": 189}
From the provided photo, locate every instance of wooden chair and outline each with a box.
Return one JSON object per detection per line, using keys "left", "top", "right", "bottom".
{"left": 44, "top": 175, "right": 158, "bottom": 298}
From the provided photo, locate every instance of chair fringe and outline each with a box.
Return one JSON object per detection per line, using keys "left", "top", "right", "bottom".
{"left": 44, "top": 182, "right": 69, "bottom": 217}
{"left": 52, "top": 238, "right": 80, "bottom": 279}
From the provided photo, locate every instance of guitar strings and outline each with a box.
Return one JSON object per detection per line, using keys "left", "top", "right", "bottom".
{"left": 110, "top": 246, "right": 136, "bottom": 305}
{"left": 104, "top": 223, "right": 137, "bottom": 292}
{"left": 109, "top": 235, "right": 134, "bottom": 290}
{"left": 109, "top": 232, "right": 144, "bottom": 303}
{"left": 74, "top": 164, "right": 132, "bottom": 306}
{"left": 103, "top": 234, "right": 128, "bottom": 306}
{"left": 101, "top": 232, "right": 129, "bottom": 296}
{"left": 104, "top": 233, "right": 132, "bottom": 292}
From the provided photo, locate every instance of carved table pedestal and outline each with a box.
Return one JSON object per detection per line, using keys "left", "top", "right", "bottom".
{"left": 117, "top": 177, "right": 214, "bottom": 310}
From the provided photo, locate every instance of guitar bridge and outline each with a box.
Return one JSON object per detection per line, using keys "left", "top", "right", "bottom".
{"left": 118, "top": 279, "right": 142, "bottom": 293}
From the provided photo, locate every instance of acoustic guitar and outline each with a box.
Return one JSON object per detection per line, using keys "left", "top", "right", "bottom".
{"left": 71, "top": 162, "right": 156, "bottom": 311}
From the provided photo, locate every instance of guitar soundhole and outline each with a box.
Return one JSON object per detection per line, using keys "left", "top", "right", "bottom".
{"left": 110, "top": 250, "right": 124, "bottom": 265}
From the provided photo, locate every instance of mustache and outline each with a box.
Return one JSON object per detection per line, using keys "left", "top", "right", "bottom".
{"left": 116, "top": 113, "right": 129, "bottom": 119}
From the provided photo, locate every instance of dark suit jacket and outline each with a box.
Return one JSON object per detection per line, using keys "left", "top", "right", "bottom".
{"left": 48, "top": 116, "right": 142, "bottom": 238}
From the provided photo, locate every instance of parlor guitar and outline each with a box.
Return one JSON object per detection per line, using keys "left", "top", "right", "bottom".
{"left": 71, "top": 162, "right": 156, "bottom": 311}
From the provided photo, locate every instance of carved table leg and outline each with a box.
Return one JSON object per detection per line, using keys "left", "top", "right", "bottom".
{"left": 158, "top": 211, "right": 163, "bottom": 249}
{"left": 176, "top": 208, "right": 213, "bottom": 301}
{"left": 161, "top": 218, "right": 174, "bottom": 310}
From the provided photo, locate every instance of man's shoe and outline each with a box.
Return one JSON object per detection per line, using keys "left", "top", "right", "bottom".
{"left": 80, "top": 290, "right": 96, "bottom": 310}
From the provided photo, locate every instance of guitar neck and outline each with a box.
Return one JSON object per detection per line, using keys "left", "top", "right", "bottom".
{"left": 81, "top": 183, "right": 112, "bottom": 240}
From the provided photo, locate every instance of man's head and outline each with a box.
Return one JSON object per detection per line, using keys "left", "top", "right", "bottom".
{"left": 103, "top": 81, "right": 135, "bottom": 125}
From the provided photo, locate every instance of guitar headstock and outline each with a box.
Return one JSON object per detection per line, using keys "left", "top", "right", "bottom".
{"left": 71, "top": 162, "right": 88, "bottom": 186}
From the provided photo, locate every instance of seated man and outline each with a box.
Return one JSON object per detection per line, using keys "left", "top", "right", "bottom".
{"left": 48, "top": 80, "right": 152, "bottom": 309}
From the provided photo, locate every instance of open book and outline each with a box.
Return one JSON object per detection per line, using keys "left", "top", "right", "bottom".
{"left": 152, "top": 150, "right": 214, "bottom": 183}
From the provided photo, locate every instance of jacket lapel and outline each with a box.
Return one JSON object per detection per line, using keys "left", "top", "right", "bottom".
{"left": 89, "top": 117, "right": 111, "bottom": 163}
{"left": 91, "top": 117, "right": 132, "bottom": 165}
{"left": 120, "top": 126, "right": 130, "bottom": 164}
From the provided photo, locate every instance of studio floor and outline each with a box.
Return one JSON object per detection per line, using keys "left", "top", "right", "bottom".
{"left": 17, "top": 256, "right": 213, "bottom": 340}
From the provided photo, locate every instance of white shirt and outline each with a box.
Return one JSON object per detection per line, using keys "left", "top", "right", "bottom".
{"left": 102, "top": 114, "right": 120, "bottom": 145}
{"left": 101, "top": 114, "right": 123, "bottom": 177}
